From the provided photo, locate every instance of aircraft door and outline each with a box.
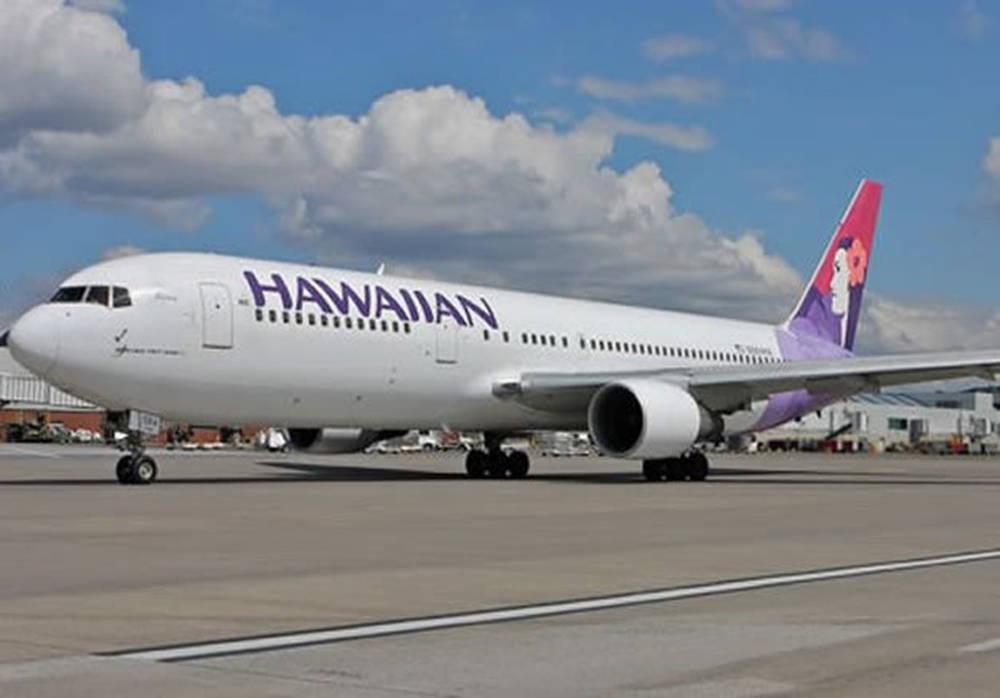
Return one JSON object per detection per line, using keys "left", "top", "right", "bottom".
{"left": 199, "top": 282, "right": 234, "bottom": 349}
{"left": 435, "top": 321, "right": 458, "bottom": 364}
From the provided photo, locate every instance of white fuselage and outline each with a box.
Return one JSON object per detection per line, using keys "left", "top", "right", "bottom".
{"left": 12, "top": 253, "right": 785, "bottom": 434}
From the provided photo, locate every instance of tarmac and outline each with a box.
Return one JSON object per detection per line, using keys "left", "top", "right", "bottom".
{"left": 0, "top": 445, "right": 998, "bottom": 696}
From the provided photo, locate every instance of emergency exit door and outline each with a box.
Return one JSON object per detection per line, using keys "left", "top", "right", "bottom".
{"left": 435, "top": 322, "right": 458, "bottom": 364}
{"left": 200, "top": 282, "right": 233, "bottom": 349}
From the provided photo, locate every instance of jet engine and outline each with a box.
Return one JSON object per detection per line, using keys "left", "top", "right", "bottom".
{"left": 587, "top": 380, "right": 721, "bottom": 459}
{"left": 287, "top": 427, "right": 405, "bottom": 454}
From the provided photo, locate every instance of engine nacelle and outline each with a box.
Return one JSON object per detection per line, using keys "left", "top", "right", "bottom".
{"left": 587, "top": 380, "right": 720, "bottom": 459}
{"left": 287, "top": 427, "right": 404, "bottom": 454}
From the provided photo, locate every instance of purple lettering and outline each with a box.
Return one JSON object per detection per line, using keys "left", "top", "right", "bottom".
{"left": 244, "top": 271, "right": 292, "bottom": 309}
{"left": 434, "top": 293, "right": 467, "bottom": 326}
{"left": 412, "top": 290, "right": 434, "bottom": 322}
{"left": 313, "top": 278, "right": 372, "bottom": 316}
{"left": 374, "top": 286, "right": 408, "bottom": 321}
{"left": 398, "top": 288, "right": 421, "bottom": 322}
{"left": 295, "top": 277, "right": 332, "bottom": 313}
{"left": 457, "top": 295, "right": 498, "bottom": 330}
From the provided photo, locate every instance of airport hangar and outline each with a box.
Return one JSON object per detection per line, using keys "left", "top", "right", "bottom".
{"left": 3, "top": 346, "right": 1000, "bottom": 453}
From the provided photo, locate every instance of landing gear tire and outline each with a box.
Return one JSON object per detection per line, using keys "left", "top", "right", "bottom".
{"left": 664, "top": 459, "right": 685, "bottom": 482}
{"left": 687, "top": 452, "right": 709, "bottom": 481}
{"left": 131, "top": 455, "right": 158, "bottom": 485}
{"left": 642, "top": 460, "right": 664, "bottom": 482}
{"left": 116, "top": 455, "right": 134, "bottom": 485}
{"left": 486, "top": 451, "right": 509, "bottom": 478}
{"left": 465, "top": 449, "right": 488, "bottom": 478}
{"left": 508, "top": 450, "right": 530, "bottom": 479}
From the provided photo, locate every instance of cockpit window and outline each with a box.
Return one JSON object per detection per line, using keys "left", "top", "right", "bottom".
{"left": 50, "top": 286, "right": 87, "bottom": 303}
{"left": 85, "top": 286, "right": 110, "bottom": 306}
{"left": 112, "top": 286, "right": 132, "bottom": 308}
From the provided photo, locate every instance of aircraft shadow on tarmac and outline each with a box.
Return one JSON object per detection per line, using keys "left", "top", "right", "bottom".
{"left": 1, "top": 461, "right": 999, "bottom": 487}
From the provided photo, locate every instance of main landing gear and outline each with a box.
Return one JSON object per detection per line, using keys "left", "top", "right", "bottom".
{"left": 464, "top": 433, "right": 530, "bottom": 479}
{"left": 115, "top": 431, "right": 158, "bottom": 485}
{"left": 642, "top": 452, "right": 709, "bottom": 482}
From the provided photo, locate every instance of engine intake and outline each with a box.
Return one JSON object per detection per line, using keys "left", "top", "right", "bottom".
{"left": 587, "top": 380, "right": 720, "bottom": 459}
{"left": 287, "top": 427, "right": 405, "bottom": 454}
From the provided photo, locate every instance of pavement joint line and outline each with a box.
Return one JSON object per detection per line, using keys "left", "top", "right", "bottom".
{"left": 103, "top": 547, "right": 1000, "bottom": 663}
{"left": 959, "top": 637, "right": 1000, "bottom": 653}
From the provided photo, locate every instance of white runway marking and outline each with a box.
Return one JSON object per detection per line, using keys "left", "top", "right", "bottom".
{"left": 110, "top": 548, "right": 1000, "bottom": 663}
{"left": 959, "top": 637, "right": 1000, "bottom": 653}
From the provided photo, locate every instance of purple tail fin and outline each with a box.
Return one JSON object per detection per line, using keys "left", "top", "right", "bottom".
{"left": 785, "top": 179, "right": 882, "bottom": 352}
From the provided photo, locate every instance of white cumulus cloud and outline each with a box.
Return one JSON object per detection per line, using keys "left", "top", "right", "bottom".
{"left": 4, "top": 0, "right": 979, "bottom": 353}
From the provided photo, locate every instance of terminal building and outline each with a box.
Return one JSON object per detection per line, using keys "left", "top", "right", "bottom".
{"left": 756, "top": 390, "right": 1000, "bottom": 454}
{"left": 0, "top": 347, "right": 104, "bottom": 441}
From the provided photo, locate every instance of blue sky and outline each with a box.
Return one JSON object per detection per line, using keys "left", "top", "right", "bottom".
{"left": 2, "top": 0, "right": 1000, "bottom": 351}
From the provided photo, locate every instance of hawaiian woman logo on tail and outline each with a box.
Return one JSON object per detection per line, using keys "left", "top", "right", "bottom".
{"left": 787, "top": 179, "right": 880, "bottom": 351}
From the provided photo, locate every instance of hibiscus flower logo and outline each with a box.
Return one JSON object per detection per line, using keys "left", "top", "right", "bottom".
{"left": 847, "top": 238, "right": 867, "bottom": 287}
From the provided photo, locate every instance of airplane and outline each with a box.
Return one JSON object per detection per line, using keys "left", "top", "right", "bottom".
{"left": 5, "top": 179, "right": 1000, "bottom": 485}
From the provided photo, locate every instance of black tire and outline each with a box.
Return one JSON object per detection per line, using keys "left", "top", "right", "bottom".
{"left": 664, "top": 459, "right": 684, "bottom": 481}
{"left": 486, "top": 451, "right": 509, "bottom": 478}
{"left": 131, "top": 455, "right": 158, "bottom": 485}
{"left": 642, "top": 460, "right": 664, "bottom": 482}
{"left": 688, "top": 453, "right": 709, "bottom": 481}
{"left": 465, "top": 449, "right": 487, "bottom": 478}
{"left": 508, "top": 450, "right": 530, "bottom": 478}
{"left": 115, "top": 456, "right": 134, "bottom": 485}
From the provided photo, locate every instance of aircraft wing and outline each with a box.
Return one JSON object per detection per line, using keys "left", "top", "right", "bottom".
{"left": 494, "top": 350, "right": 1000, "bottom": 414}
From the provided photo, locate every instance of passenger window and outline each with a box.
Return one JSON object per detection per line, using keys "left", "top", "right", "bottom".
{"left": 112, "top": 286, "right": 132, "bottom": 308}
{"left": 531, "top": 334, "right": 538, "bottom": 345}
{"left": 521, "top": 333, "right": 528, "bottom": 344}
{"left": 483, "top": 329, "right": 490, "bottom": 341}
{"left": 562, "top": 337, "right": 568, "bottom": 348}
{"left": 85, "top": 286, "right": 109, "bottom": 306}
{"left": 50, "top": 286, "right": 87, "bottom": 303}
{"left": 345, "top": 317, "right": 353, "bottom": 329}
{"left": 333, "top": 316, "right": 341, "bottom": 328}
{"left": 393, "top": 321, "right": 399, "bottom": 333}
{"left": 295, "top": 313, "right": 303, "bottom": 325}
{"left": 380, "top": 320, "right": 388, "bottom": 332}
{"left": 321, "top": 315, "right": 328, "bottom": 327}
{"left": 282, "top": 311, "right": 290, "bottom": 324}
{"left": 502, "top": 331, "right": 509, "bottom": 343}
{"left": 255, "top": 309, "right": 263, "bottom": 322}
{"left": 268, "top": 309, "right": 277, "bottom": 323}
{"left": 404, "top": 323, "right": 411, "bottom": 334}
{"left": 369, "top": 319, "right": 376, "bottom": 331}
{"left": 308, "top": 314, "right": 316, "bottom": 326}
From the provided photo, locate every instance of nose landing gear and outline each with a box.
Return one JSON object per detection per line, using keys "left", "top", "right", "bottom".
{"left": 115, "top": 430, "right": 158, "bottom": 485}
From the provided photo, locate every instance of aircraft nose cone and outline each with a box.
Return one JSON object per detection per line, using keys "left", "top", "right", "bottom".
{"left": 8, "top": 307, "right": 60, "bottom": 378}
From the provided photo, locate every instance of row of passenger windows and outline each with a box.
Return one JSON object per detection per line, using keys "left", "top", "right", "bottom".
{"left": 253, "top": 308, "right": 780, "bottom": 365}
{"left": 50, "top": 285, "right": 132, "bottom": 308}
{"left": 254, "top": 308, "right": 412, "bottom": 334}
{"left": 480, "top": 328, "right": 780, "bottom": 364}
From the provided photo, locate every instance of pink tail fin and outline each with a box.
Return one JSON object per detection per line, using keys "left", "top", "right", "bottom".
{"left": 785, "top": 179, "right": 882, "bottom": 351}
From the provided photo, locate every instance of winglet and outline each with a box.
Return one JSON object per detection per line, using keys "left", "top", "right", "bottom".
{"left": 785, "top": 179, "right": 882, "bottom": 352}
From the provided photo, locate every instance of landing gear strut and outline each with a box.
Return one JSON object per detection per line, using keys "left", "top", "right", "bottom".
{"left": 115, "top": 429, "right": 158, "bottom": 485}
{"left": 464, "top": 433, "right": 531, "bottom": 479}
{"left": 641, "top": 451, "right": 709, "bottom": 482}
